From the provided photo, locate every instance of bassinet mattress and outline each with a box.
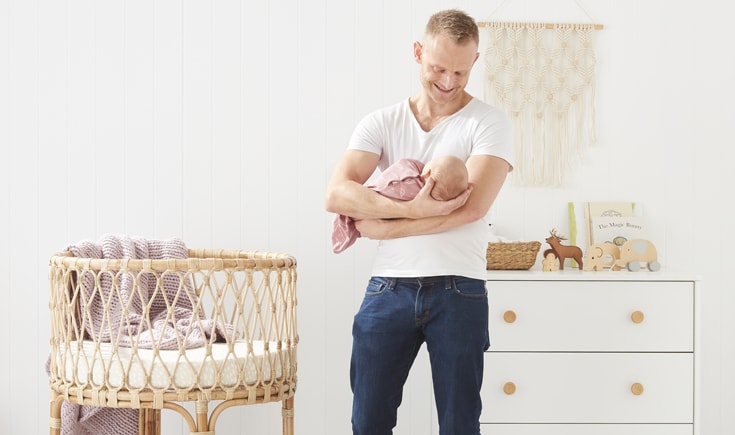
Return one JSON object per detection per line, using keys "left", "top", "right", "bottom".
{"left": 55, "top": 340, "right": 292, "bottom": 390}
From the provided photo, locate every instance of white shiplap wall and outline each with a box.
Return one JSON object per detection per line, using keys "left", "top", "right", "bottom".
{"left": 1, "top": 1, "right": 733, "bottom": 434}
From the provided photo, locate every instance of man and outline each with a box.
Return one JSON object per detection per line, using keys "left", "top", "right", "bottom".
{"left": 325, "top": 9, "right": 514, "bottom": 435}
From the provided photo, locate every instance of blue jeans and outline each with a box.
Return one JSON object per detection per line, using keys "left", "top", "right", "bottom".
{"left": 350, "top": 275, "right": 489, "bottom": 435}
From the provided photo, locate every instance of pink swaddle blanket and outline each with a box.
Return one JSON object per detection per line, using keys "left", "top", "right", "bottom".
{"left": 332, "top": 158, "right": 425, "bottom": 253}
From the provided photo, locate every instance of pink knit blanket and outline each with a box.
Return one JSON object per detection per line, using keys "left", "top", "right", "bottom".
{"left": 66, "top": 233, "right": 231, "bottom": 350}
{"left": 57, "top": 234, "right": 233, "bottom": 435}
{"left": 332, "top": 158, "right": 425, "bottom": 253}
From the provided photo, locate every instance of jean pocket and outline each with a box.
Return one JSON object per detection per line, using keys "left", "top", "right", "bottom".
{"left": 452, "top": 277, "right": 488, "bottom": 299}
{"left": 365, "top": 277, "right": 390, "bottom": 296}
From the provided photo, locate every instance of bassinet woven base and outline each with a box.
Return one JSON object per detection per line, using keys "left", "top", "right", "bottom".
{"left": 48, "top": 249, "right": 298, "bottom": 435}
{"left": 486, "top": 241, "right": 541, "bottom": 270}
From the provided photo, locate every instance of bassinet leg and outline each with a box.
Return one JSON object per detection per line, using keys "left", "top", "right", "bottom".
{"left": 49, "top": 394, "right": 63, "bottom": 435}
{"left": 282, "top": 397, "right": 294, "bottom": 435}
{"left": 195, "top": 400, "right": 210, "bottom": 433}
{"left": 139, "top": 409, "right": 161, "bottom": 435}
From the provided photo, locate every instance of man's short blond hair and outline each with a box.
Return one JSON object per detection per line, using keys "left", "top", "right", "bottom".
{"left": 425, "top": 9, "right": 479, "bottom": 46}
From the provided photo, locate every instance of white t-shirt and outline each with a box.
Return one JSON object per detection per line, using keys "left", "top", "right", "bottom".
{"left": 347, "top": 97, "right": 514, "bottom": 280}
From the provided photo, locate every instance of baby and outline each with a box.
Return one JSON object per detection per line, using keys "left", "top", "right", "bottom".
{"left": 331, "top": 155, "right": 469, "bottom": 253}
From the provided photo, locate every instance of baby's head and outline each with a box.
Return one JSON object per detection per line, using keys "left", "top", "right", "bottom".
{"left": 421, "top": 155, "right": 468, "bottom": 201}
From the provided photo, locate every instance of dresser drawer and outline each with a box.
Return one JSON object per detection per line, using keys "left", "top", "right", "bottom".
{"left": 482, "top": 352, "right": 693, "bottom": 423}
{"left": 487, "top": 280, "right": 693, "bottom": 351}
{"left": 480, "top": 424, "right": 693, "bottom": 435}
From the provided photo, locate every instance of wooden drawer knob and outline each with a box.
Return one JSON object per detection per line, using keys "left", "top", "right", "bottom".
{"left": 503, "top": 382, "right": 516, "bottom": 395}
{"left": 503, "top": 310, "right": 517, "bottom": 323}
{"left": 631, "top": 382, "right": 644, "bottom": 395}
{"left": 631, "top": 310, "right": 645, "bottom": 324}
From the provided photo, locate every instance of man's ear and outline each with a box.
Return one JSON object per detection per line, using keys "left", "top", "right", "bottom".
{"left": 413, "top": 41, "right": 423, "bottom": 63}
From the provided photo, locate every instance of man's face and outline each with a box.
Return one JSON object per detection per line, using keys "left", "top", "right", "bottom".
{"left": 415, "top": 34, "right": 479, "bottom": 105}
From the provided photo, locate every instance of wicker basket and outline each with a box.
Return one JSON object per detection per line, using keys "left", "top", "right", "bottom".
{"left": 486, "top": 241, "right": 541, "bottom": 270}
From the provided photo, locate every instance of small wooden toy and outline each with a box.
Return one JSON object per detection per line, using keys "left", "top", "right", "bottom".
{"left": 543, "top": 228, "right": 584, "bottom": 270}
{"left": 583, "top": 242, "right": 620, "bottom": 271}
{"left": 542, "top": 252, "right": 559, "bottom": 272}
{"left": 612, "top": 238, "right": 660, "bottom": 272}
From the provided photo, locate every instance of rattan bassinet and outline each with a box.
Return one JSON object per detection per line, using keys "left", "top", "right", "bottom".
{"left": 48, "top": 248, "right": 298, "bottom": 435}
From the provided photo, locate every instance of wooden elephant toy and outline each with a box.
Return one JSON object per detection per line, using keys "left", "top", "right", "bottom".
{"left": 583, "top": 242, "right": 620, "bottom": 271}
{"left": 612, "top": 238, "right": 661, "bottom": 272}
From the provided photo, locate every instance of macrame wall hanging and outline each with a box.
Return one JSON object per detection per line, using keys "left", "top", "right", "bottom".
{"left": 479, "top": 5, "right": 603, "bottom": 186}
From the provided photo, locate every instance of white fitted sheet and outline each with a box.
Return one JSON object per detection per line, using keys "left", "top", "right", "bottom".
{"left": 55, "top": 339, "right": 292, "bottom": 390}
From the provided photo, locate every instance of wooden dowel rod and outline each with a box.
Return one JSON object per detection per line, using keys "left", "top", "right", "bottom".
{"left": 477, "top": 21, "right": 604, "bottom": 30}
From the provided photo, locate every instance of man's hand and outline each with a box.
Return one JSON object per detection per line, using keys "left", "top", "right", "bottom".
{"left": 355, "top": 179, "right": 474, "bottom": 240}
{"left": 354, "top": 218, "right": 394, "bottom": 240}
{"left": 405, "top": 178, "right": 473, "bottom": 219}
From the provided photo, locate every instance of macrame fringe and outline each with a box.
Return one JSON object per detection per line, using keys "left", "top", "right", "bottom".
{"left": 483, "top": 22, "right": 599, "bottom": 186}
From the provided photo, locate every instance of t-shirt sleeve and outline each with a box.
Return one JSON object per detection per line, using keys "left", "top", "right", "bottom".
{"left": 347, "top": 111, "right": 383, "bottom": 156}
{"left": 471, "top": 106, "right": 514, "bottom": 171}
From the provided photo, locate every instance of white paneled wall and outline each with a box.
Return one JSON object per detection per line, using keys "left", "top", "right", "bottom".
{"left": 1, "top": 1, "right": 733, "bottom": 434}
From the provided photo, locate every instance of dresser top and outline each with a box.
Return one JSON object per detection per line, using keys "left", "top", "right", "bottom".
{"left": 486, "top": 269, "right": 700, "bottom": 282}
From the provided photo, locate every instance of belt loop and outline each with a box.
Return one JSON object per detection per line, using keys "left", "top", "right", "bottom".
{"left": 444, "top": 276, "right": 453, "bottom": 290}
{"left": 387, "top": 277, "right": 397, "bottom": 290}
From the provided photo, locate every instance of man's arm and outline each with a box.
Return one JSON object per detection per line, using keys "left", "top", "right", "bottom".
{"left": 354, "top": 154, "right": 510, "bottom": 239}
{"left": 325, "top": 149, "right": 470, "bottom": 220}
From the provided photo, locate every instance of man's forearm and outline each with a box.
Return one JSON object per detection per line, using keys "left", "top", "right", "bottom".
{"left": 383, "top": 215, "right": 456, "bottom": 238}
{"left": 357, "top": 207, "right": 476, "bottom": 240}
{"left": 327, "top": 177, "right": 470, "bottom": 221}
{"left": 326, "top": 181, "right": 414, "bottom": 220}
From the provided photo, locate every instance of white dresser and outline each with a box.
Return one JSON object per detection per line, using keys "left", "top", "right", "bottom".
{"left": 481, "top": 270, "right": 700, "bottom": 435}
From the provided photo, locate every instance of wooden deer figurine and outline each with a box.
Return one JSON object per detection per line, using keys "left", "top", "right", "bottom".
{"left": 544, "top": 228, "right": 584, "bottom": 270}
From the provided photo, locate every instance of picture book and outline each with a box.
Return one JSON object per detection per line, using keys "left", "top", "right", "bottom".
{"left": 589, "top": 215, "right": 646, "bottom": 246}
{"left": 568, "top": 201, "right": 641, "bottom": 249}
